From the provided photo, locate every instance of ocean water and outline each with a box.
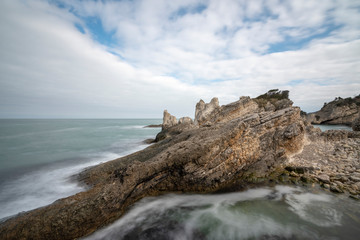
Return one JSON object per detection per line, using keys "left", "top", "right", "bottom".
{"left": 0, "top": 119, "right": 161, "bottom": 220}
{"left": 86, "top": 185, "right": 360, "bottom": 240}
{"left": 313, "top": 124, "right": 352, "bottom": 132}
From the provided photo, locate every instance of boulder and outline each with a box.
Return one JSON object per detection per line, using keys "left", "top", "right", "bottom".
{"left": 178, "top": 117, "right": 193, "bottom": 124}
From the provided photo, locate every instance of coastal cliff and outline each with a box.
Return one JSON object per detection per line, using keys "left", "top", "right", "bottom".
{"left": 306, "top": 95, "right": 360, "bottom": 126}
{"left": 0, "top": 90, "right": 359, "bottom": 240}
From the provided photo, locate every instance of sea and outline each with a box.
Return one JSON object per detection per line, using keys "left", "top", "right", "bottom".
{"left": 1, "top": 119, "right": 359, "bottom": 240}
{"left": 0, "top": 119, "right": 161, "bottom": 220}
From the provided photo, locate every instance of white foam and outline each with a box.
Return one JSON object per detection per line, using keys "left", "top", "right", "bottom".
{"left": 85, "top": 186, "right": 353, "bottom": 239}
{"left": 285, "top": 191, "right": 342, "bottom": 227}
{"left": 0, "top": 146, "right": 150, "bottom": 220}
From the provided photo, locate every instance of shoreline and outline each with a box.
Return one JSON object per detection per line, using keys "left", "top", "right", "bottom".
{"left": 0, "top": 91, "right": 359, "bottom": 240}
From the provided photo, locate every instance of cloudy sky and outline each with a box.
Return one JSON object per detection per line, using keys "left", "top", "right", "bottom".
{"left": 0, "top": 0, "right": 359, "bottom": 118}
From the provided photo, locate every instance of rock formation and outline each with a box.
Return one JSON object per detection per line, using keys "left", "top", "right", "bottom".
{"left": 192, "top": 89, "right": 292, "bottom": 127}
{"left": 353, "top": 114, "right": 360, "bottom": 131}
{"left": 0, "top": 90, "right": 359, "bottom": 240}
{"left": 194, "top": 97, "right": 220, "bottom": 125}
{"left": 178, "top": 117, "right": 193, "bottom": 124}
{"left": 306, "top": 95, "right": 360, "bottom": 126}
{"left": 162, "top": 110, "right": 177, "bottom": 130}
{"left": 284, "top": 127, "right": 360, "bottom": 196}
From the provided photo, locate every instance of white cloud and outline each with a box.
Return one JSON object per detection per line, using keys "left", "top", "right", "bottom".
{"left": 0, "top": 0, "right": 359, "bottom": 118}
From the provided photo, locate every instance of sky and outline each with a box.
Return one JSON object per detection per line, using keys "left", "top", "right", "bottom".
{"left": 0, "top": 0, "right": 359, "bottom": 119}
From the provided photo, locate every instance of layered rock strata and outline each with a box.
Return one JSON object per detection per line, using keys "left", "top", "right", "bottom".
{"left": 0, "top": 92, "right": 306, "bottom": 240}
{"left": 306, "top": 95, "right": 360, "bottom": 126}
{"left": 280, "top": 126, "right": 360, "bottom": 198}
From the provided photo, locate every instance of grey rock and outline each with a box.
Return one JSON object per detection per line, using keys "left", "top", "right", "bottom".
{"left": 306, "top": 95, "right": 360, "bottom": 126}
{"left": 317, "top": 174, "right": 330, "bottom": 184}
{"left": 330, "top": 185, "right": 344, "bottom": 193}
{"left": 350, "top": 176, "right": 360, "bottom": 182}
{"left": 178, "top": 117, "right": 193, "bottom": 124}
{"left": 352, "top": 114, "right": 360, "bottom": 131}
{"left": 194, "top": 97, "right": 220, "bottom": 125}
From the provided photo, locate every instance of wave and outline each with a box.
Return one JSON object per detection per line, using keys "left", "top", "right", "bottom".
{"left": 86, "top": 186, "right": 360, "bottom": 240}
{"left": 0, "top": 145, "right": 150, "bottom": 220}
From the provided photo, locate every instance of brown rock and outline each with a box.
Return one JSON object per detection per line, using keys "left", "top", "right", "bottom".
{"left": 306, "top": 95, "right": 360, "bottom": 126}
{"left": 0, "top": 94, "right": 305, "bottom": 240}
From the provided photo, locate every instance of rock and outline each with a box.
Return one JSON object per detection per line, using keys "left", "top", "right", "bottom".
{"left": 0, "top": 91, "right": 306, "bottom": 240}
{"left": 265, "top": 101, "right": 276, "bottom": 111}
{"left": 144, "top": 124, "right": 162, "bottom": 128}
{"left": 330, "top": 185, "right": 344, "bottom": 193}
{"left": 350, "top": 176, "right": 360, "bottom": 182}
{"left": 300, "top": 175, "right": 311, "bottom": 184}
{"left": 178, "top": 117, "right": 193, "bottom": 124}
{"left": 194, "top": 97, "right": 220, "bottom": 125}
{"left": 285, "top": 166, "right": 310, "bottom": 174}
{"left": 306, "top": 95, "right": 360, "bottom": 126}
{"left": 333, "top": 181, "right": 343, "bottom": 188}
{"left": 254, "top": 89, "right": 293, "bottom": 111}
{"left": 317, "top": 174, "right": 330, "bottom": 184}
{"left": 162, "top": 110, "right": 177, "bottom": 130}
{"left": 352, "top": 114, "right": 360, "bottom": 131}
{"left": 143, "top": 138, "right": 155, "bottom": 144}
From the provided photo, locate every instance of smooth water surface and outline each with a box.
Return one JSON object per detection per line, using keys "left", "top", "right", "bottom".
{"left": 313, "top": 124, "right": 352, "bottom": 132}
{"left": 0, "top": 119, "right": 161, "bottom": 219}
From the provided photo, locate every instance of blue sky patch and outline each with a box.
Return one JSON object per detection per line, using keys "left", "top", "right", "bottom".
{"left": 288, "top": 79, "right": 304, "bottom": 86}
{"left": 84, "top": 16, "right": 118, "bottom": 47}
{"left": 268, "top": 23, "right": 341, "bottom": 53}
{"left": 74, "top": 23, "right": 85, "bottom": 34}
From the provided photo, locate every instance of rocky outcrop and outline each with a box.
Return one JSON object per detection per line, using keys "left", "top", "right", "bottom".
{"left": 194, "top": 97, "right": 220, "bottom": 125}
{"left": 193, "top": 89, "right": 292, "bottom": 127}
{"left": 161, "top": 110, "right": 193, "bottom": 131}
{"left": 306, "top": 95, "right": 360, "bottom": 126}
{"left": 353, "top": 114, "right": 360, "bottom": 131}
{"left": 253, "top": 89, "right": 293, "bottom": 111}
{"left": 178, "top": 117, "right": 193, "bottom": 124}
{"left": 162, "top": 110, "right": 177, "bottom": 130}
{"left": 283, "top": 127, "right": 360, "bottom": 198}
{"left": 0, "top": 90, "right": 306, "bottom": 240}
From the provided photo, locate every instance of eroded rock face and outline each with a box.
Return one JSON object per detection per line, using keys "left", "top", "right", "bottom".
{"left": 306, "top": 95, "right": 360, "bottom": 126}
{"left": 162, "top": 110, "right": 177, "bottom": 130}
{"left": 178, "top": 117, "right": 193, "bottom": 124}
{"left": 0, "top": 93, "right": 306, "bottom": 240}
{"left": 194, "top": 97, "right": 220, "bottom": 125}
